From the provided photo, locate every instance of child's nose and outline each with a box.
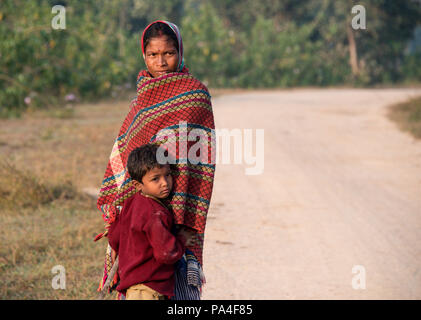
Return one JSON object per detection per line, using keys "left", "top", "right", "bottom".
{"left": 161, "top": 177, "right": 169, "bottom": 186}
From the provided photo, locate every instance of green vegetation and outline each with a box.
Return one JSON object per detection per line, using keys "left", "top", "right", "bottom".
{"left": 388, "top": 96, "right": 421, "bottom": 140}
{"left": 1, "top": 0, "right": 420, "bottom": 116}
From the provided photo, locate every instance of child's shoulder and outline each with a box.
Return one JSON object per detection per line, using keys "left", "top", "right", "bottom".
{"left": 129, "top": 192, "right": 152, "bottom": 209}
{"left": 120, "top": 193, "right": 151, "bottom": 218}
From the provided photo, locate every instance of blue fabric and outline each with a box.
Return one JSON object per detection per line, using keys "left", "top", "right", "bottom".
{"left": 172, "top": 249, "right": 201, "bottom": 300}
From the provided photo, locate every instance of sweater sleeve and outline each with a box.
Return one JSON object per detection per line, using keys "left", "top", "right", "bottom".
{"left": 108, "top": 214, "right": 121, "bottom": 253}
{"left": 143, "top": 210, "right": 186, "bottom": 265}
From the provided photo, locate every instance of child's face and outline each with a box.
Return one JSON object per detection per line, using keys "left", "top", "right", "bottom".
{"left": 139, "top": 165, "right": 173, "bottom": 199}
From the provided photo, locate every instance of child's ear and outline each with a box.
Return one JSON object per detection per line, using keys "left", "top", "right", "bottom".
{"left": 132, "top": 180, "right": 143, "bottom": 193}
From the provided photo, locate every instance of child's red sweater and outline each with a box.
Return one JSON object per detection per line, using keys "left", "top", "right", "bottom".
{"left": 107, "top": 192, "right": 186, "bottom": 297}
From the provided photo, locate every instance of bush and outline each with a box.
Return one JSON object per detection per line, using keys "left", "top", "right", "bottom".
{"left": 0, "top": 0, "right": 141, "bottom": 117}
{"left": 388, "top": 96, "right": 421, "bottom": 140}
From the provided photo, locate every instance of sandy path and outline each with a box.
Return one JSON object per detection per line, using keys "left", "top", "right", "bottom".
{"left": 201, "top": 88, "right": 421, "bottom": 299}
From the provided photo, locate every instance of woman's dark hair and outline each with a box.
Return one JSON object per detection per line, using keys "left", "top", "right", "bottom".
{"left": 143, "top": 22, "right": 178, "bottom": 52}
{"left": 127, "top": 144, "right": 174, "bottom": 183}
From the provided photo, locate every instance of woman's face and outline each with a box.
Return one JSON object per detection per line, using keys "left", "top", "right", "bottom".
{"left": 144, "top": 35, "right": 179, "bottom": 78}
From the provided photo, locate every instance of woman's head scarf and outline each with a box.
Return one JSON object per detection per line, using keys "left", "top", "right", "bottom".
{"left": 141, "top": 20, "right": 185, "bottom": 72}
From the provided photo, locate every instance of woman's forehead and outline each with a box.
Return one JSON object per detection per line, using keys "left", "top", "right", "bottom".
{"left": 145, "top": 35, "right": 177, "bottom": 52}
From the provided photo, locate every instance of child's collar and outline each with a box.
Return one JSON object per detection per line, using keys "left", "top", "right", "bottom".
{"left": 140, "top": 191, "right": 168, "bottom": 209}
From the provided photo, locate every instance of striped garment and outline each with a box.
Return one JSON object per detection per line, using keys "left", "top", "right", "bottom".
{"left": 172, "top": 250, "right": 203, "bottom": 300}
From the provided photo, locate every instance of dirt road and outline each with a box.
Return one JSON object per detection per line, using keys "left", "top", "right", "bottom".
{"left": 201, "top": 88, "right": 421, "bottom": 299}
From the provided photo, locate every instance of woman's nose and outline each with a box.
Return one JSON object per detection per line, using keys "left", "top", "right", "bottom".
{"left": 157, "top": 55, "right": 167, "bottom": 66}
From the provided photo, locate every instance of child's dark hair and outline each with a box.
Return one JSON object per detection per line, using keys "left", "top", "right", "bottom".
{"left": 127, "top": 144, "right": 166, "bottom": 183}
{"left": 143, "top": 22, "right": 178, "bottom": 52}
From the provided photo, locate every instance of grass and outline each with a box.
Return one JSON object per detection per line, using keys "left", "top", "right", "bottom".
{"left": 0, "top": 160, "right": 79, "bottom": 209}
{"left": 0, "top": 160, "right": 111, "bottom": 299}
{"left": 0, "top": 96, "right": 134, "bottom": 299}
{"left": 0, "top": 199, "right": 106, "bottom": 299}
{"left": 387, "top": 96, "right": 421, "bottom": 140}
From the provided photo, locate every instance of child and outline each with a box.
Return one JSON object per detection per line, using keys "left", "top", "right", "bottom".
{"left": 107, "top": 144, "right": 194, "bottom": 300}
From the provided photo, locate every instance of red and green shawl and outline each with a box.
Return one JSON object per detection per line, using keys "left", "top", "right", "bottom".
{"left": 95, "top": 69, "right": 215, "bottom": 291}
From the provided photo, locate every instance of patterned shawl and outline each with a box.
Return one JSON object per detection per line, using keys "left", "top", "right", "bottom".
{"left": 95, "top": 21, "right": 215, "bottom": 292}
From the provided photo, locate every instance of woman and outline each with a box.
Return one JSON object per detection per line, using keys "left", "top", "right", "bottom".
{"left": 95, "top": 20, "right": 215, "bottom": 300}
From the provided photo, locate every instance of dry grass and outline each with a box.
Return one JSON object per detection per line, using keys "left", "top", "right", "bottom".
{"left": 0, "top": 160, "right": 79, "bottom": 210}
{"left": 0, "top": 197, "right": 105, "bottom": 299}
{"left": 388, "top": 96, "right": 421, "bottom": 140}
{"left": 0, "top": 94, "right": 135, "bottom": 299}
